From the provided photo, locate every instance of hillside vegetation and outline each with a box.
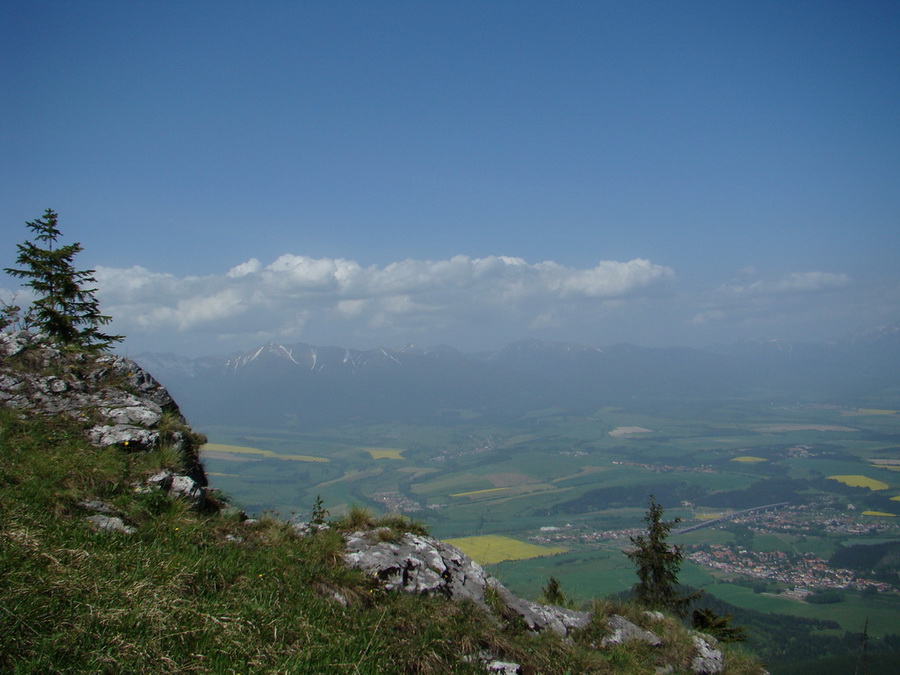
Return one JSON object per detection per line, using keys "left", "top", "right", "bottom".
{"left": 0, "top": 335, "right": 763, "bottom": 674}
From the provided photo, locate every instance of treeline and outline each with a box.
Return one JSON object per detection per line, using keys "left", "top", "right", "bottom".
{"left": 686, "top": 588, "right": 900, "bottom": 671}
{"left": 547, "top": 481, "right": 702, "bottom": 514}
{"left": 697, "top": 479, "right": 802, "bottom": 509}
{"left": 830, "top": 540, "right": 900, "bottom": 585}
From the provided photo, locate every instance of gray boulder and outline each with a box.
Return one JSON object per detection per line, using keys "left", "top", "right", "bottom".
{"left": 691, "top": 634, "right": 725, "bottom": 674}
{"left": 98, "top": 397, "right": 163, "bottom": 427}
{"left": 92, "top": 353, "right": 177, "bottom": 409}
{"left": 147, "top": 470, "right": 204, "bottom": 505}
{"left": 489, "top": 580, "right": 591, "bottom": 636}
{"left": 345, "top": 530, "right": 491, "bottom": 603}
{"left": 89, "top": 424, "right": 160, "bottom": 450}
{"left": 0, "top": 330, "right": 34, "bottom": 357}
{"left": 79, "top": 499, "right": 115, "bottom": 513}
{"left": 600, "top": 614, "right": 663, "bottom": 647}
{"left": 343, "top": 529, "right": 589, "bottom": 637}
{"left": 464, "top": 652, "right": 523, "bottom": 674}
{"left": 86, "top": 514, "right": 135, "bottom": 534}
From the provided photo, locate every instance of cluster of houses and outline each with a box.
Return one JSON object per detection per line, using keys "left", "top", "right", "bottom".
{"left": 687, "top": 545, "right": 894, "bottom": 593}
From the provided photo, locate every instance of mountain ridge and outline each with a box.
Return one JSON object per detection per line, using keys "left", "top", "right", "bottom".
{"left": 134, "top": 333, "right": 900, "bottom": 431}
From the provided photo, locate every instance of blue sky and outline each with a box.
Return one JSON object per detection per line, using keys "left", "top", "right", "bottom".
{"left": 3, "top": 1, "right": 899, "bottom": 356}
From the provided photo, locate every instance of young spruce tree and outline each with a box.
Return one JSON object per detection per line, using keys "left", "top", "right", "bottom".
{"left": 5, "top": 209, "right": 122, "bottom": 350}
{"left": 626, "top": 495, "right": 698, "bottom": 616}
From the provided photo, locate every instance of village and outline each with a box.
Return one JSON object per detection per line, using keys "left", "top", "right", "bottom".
{"left": 685, "top": 546, "right": 894, "bottom": 594}
{"left": 529, "top": 498, "right": 900, "bottom": 595}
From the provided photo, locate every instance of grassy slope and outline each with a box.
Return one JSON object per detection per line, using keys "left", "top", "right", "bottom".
{"left": 0, "top": 407, "right": 764, "bottom": 674}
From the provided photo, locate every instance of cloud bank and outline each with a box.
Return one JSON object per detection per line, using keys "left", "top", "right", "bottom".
{"left": 4, "top": 253, "right": 885, "bottom": 355}
{"left": 89, "top": 255, "right": 674, "bottom": 351}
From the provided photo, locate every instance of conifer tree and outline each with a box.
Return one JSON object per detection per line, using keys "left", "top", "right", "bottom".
{"left": 5, "top": 209, "right": 122, "bottom": 350}
{"left": 692, "top": 607, "right": 747, "bottom": 642}
{"left": 540, "top": 576, "right": 570, "bottom": 607}
{"left": 626, "top": 495, "right": 697, "bottom": 616}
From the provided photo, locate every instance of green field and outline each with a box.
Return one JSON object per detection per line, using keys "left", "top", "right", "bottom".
{"left": 198, "top": 398, "right": 900, "bottom": 666}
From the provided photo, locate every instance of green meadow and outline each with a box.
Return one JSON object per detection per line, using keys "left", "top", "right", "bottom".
{"left": 198, "top": 399, "right": 900, "bottom": 668}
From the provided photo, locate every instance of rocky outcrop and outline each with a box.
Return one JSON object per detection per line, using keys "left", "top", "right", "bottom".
{"left": 600, "top": 614, "right": 663, "bottom": 647}
{"left": 691, "top": 634, "right": 725, "bottom": 674}
{"left": 342, "top": 526, "right": 730, "bottom": 673}
{"left": 489, "top": 581, "right": 592, "bottom": 637}
{"left": 344, "top": 530, "right": 493, "bottom": 604}
{"left": 145, "top": 470, "right": 205, "bottom": 507}
{"left": 0, "top": 330, "right": 207, "bottom": 490}
{"left": 344, "top": 528, "right": 589, "bottom": 637}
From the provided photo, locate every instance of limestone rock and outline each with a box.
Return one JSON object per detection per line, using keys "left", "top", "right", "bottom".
{"left": 464, "top": 651, "right": 523, "bottom": 674}
{"left": 490, "top": 580, "right": 590, "bottom": 636}
{"left": 691, "top": 634, "right": 724, "bottom": 674}
{"left": 343, "top": 529, "right": 589, "bottom": 637}
{"left": 79, "top": 499, "right": 115, "bottom": 514}
{"left": 90, "top": 353, "right": 177, "bottom": 410}
{"left": 98, "top": 398, "right": 163, "bottom": 427}
{"left": 292, "top": 521, "right": 331, "bottom": 537}
{"left": 1, "top": 331, "right": 176, "bottom": 449}
{"left": 147, "top": 470, "right": 204, "bottom": 505}
{"left": 89, "top": 424, "right": 160, "bottom": 450}
{"left": 643, "top": 610, "right": 666, "bottom": 622}
{"left": 600, "top": 614, "right": 663, "bottom": 647}
{"left": 345, "top": 530, "right": 490, "bottom": 602}
{"left": 1, "top": 329, "right": 209, "bottom": 495}
{"left": 0, "top": 330, "right": 33, "bottom": 357}
{"left": 86, "top": 514, "right": 135, "bottom": 534}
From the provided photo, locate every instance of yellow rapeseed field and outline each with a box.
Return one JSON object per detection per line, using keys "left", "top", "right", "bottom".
{"left": 202, "top": 443, "right": 329, "bottom": 463}
{"left": 444, "top": 535, "right": 568, "bottom": 565}
{"left": 862, "top": 511, "right": 896, "bottom": 517}
{"left": 696, "top": 512, "right": 728, "bottom": 520}
{"left": 363, "top": 447, "right": 404, "bottom": 460}
{"left": 731, "top": 456, "right": 767, "bottom": 463}
{"left": 827, "top": 475, "right": 889, "bottom": 490}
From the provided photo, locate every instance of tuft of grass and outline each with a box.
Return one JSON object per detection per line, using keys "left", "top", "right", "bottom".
{"left": 131, "top": 443, "right": 184, "bottom": 475}
{"left": 333, "top": 504, "right": 376, "bottom": 531}
{"left": 157, "top": 410, "right": 208, "bottom": 451}
{"left": 374, "top": 512, "right": 430, "bottom": 537}
{"left": 332, "top": 506, "right": 429, "bottom": 539}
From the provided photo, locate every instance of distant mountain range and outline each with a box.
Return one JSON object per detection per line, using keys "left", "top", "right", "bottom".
{"left": 135, "top": 329, "right": 900, "bottom": 430}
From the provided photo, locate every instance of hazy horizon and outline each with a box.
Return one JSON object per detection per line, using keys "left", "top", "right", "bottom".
{"left": 129, "top": 326, "right": 897, "bottom": 361}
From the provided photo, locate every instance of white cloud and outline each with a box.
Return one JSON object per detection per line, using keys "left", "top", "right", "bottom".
{"left": 725, "top": 271, "right": 851, "bottom": 296}
{"left": 539, "top": 258, "right": 675, "bottom": 297}
{"left": 8, "top": 257, "right": 898, "bottom": 355}
{"left": 334, "top": 299, "right": 367, "bottom": 318}
{"left": 227, "top": 258, "right": 262, "bottom": 278}
{"left": 89, "top": 254, "right": 675, "bottom": 352}
{"left": 687, "top": 270, "right": 859, "bottom": 337}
